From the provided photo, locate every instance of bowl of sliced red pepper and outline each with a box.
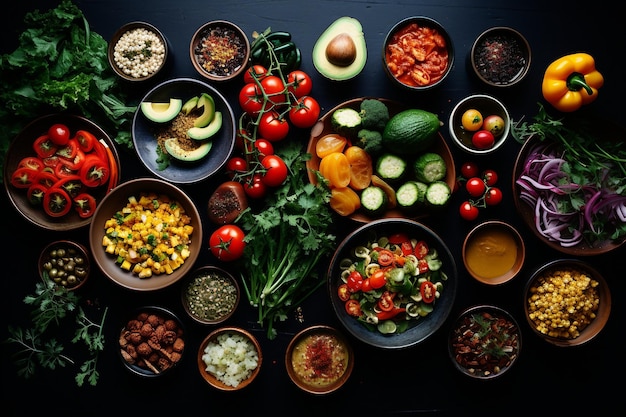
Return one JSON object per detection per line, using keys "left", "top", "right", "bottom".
{"left": 327, "top": 218, "right": 458, "bottom": 349}
{"left": 3, "top": 113, "right": 121, "bottom": 231}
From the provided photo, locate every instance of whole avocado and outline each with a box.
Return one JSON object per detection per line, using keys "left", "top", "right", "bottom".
{"left": 382, "top": 109, "right": 441, "bottom": 154}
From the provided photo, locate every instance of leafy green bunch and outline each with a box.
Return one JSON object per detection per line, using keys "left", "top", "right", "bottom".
{"left": 4, "top": 280, "right": 108, "bottom": 386}
{"left": 0, "top": 0, "right": 136, "bottom": 182}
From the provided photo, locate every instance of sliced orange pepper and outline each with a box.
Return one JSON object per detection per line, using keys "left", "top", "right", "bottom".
{"left": 329, "top": 187, "right": 360, "bottom": 216}
{"left": 344, "top": 145, "right": 373, "bottom": 191}
{"left": 319, "top": 152, "right": 351, "bottom": 188}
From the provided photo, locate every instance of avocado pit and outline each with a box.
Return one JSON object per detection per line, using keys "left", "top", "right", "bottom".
{"left": 326, "top": 33, "right": 357, "bottom": 66}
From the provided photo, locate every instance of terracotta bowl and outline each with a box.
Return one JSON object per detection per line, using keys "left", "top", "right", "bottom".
{"left": 108, "top": 21, "right": 169, "bottom": 82}
{"left": 470, "top": 26, "right": 531, "bottom": 87}
{"left": 180, "top": 265, "right": 240, "bottom": 325}
{"left": 285, "top": 325, "right": 354, "bottom": 394}
{"left": 197, "top": 327, "right": 262, "bottom": 391}
{"left": 523, "top": 259, "right": 611, "bottom": 347}
{"left": 38, "top": 240, "right": 90, "bottom": 291}
{"left": 448, "top": 94, "right": 511, "bottom": 155}
{"left": 462, "top": 220, "right": 525, "bottom": 285}
{"left": 89, "top": 177, "right": 203, "bottom": 291}
{"left": 383, "top": 16, "right": 454, "bottom": 91}
{"left": 190, "top": 20, "right": 250, "bottom": 82}
{"left": 449, "top": 304, "right": 522, "bottom": 379}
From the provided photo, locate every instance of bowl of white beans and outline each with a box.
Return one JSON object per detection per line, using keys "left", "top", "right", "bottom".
{"left": 108, "top": 21, "right": 169, "bottom": 82}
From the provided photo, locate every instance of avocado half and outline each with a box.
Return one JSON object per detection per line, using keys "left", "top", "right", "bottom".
{"left": 140, "top": 98, "right": 183, "bottom": 123}
{"left": 312, "top": 17, "right": 367, "bottom": 81}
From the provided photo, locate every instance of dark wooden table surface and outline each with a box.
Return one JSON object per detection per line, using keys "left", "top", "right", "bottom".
{"left": 2, "top": 1, "right": 624, "bottom": 415}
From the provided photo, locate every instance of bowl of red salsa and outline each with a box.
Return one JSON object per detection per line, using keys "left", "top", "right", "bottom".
{"left": 382, "top": 16, "right": 454, "bottom": 91}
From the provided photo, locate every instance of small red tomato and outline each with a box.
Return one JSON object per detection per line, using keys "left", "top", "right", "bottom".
{"left": 226, "top": 157, "right": 248, "bottom": 179}
{"left": 337, "top": 283, "right": 351, "bottom": 301}
{"left": 260, "top": 154, "right": 288, "bottom": 187}
{"left": 288, "top": 96, "right": 321, "bottom": 128}
{"left": 254, "top": 138, "right": 274, "bottom": 158}
{"left": 258, "top": 111, "right": 289, "bottom": 142}
{"left": 459, "top": 201, "right": 479, "bottom": 221}
{"left": 48, "top": 123, "right": 70, "bottom": 146}
{"left": 243, "top": 173, "right": 267, "bottom": 199}
{"left": 209, "top": 224, "right": 246, "bottom": 262}
{"left": 485, "top": 187, "right": 503, "bottom": 206}
{"left": 460, "top": 161, "right": 479, "bottom": 179}
{"left": 243, "top": 64, "right": 268, "bottom": 84}
{"left": 345, "top": 299, "right": 362, "bottom": 317}
{"left": 472, "top": 130, "right": 495, "bottom": 149}
{"left": 465, "top": 177, "right": 486, "bottom": 197}
{"left": 482, "top": 169, "right": 498, "bottom": 186}
{"left": 287, "top": 70, "right": 313, "bottom": 98}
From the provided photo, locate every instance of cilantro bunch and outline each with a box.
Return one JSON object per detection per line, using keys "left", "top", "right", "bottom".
{"left": 0, "top": 0, "right": 136, "bottom": 183}
{"left": 236, "top": 140, "right": 337, "bottom": 340}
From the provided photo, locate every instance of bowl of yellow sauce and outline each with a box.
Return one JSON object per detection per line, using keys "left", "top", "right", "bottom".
{"left": 462, "top": 221, "right": 525, "bottom": 285}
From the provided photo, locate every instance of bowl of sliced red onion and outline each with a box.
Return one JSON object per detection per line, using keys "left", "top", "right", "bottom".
{"left": 512, "top": 116, "right": 626, "bottom": 256}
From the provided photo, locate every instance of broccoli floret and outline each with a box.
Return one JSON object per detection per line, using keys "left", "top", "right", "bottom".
{"left": 359, "top": 99, "right": 390, "bottom": 130}
{"left": 355, "top": 129, "right": 384, "bottom": 156}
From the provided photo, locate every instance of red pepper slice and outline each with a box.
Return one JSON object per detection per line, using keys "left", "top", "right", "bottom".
{"left": 33, "top": 134, "right": 58, "bottom": 159}
{"left": 414, "top": 240, "right": 429, "bottom": 259}
{"left": 73, "top": 192, "right": 97, "bottom": 218}
{"left": 34, "top": 171, "right": 60, "bottom": 189}
{"left": 27, "top": 183, "right": 48, "bottom": 206}
{"left": 377, "top": 249, "right": 395, "bottom": 266}
{"left": 60, "top": 148, "right": 86, "bottom": 171}
{"left": 376, "top": 307, "right": 406, "bottom": 321}
{"left": 53, "top": 175, "right": 84, "bottom": 198}
{"left": 388, "top": 233, "right": 409, "bottom": 244}
{"left": 377, "top": 290, "right": 395, "bottom": 311}
{"left": 420, "top": 281, "right": 437, "bottom": 304}
{"left": 55, "top": 138, "right": 78, "bottom": 160}
{"left": 337, "top": 283, "right": 351, "bottom": 301}
{"left": 79, "top": 154, "right": 110, "bottom": 188}
{"left": 43, "top": 187, "right": 71, "bottom": 218}
{"left": 418, "top": 259, "right": 429, "bottom": 274}
{"left": 10, "top": 167, "right": 39, "bottom": 189}
{"left": 345, "top": 299, "right": 362, "bottom": 317}
{"left": 400, "top": 241, "right": 414, "bottom": 256}
{"left": 75, "top": 130, "right": 97, "bottom": 153}
{"left": 54, "top": 160, "right": 78, "bottom": 179}
{"left": 18, "top": 156, "right": 44, "bottom": 172}
{"left": 42, "top": 155, "right": 61, "bottom": 168}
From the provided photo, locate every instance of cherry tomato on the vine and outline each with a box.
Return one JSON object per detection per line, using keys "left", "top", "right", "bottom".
{"left": 287, "top": 70, "right": 313, "bottom": 98}
{"left": 260, "top": 75, "right": 287, "bottom": 105}
{"left": 243, "top": 64, "right": 268, "bottom": 84}
{"left": 459, "top": 201, "right": 479, "bottom": 221}
{"left": 226, "top": 157, "right": 248, "bottom": 179}
{"left": 460, "top": 161, "right": 479, "bottom": 179}
{"left": 243, "top": 173, "right": 267, "bottom": 199}
{"left": 465, "top": 177, "right": 486, "bottom": 197}
{"left": 482, "top": 169, "right": 498, "bottom": 186}
{"left": 254, "top": 138, "right": 274, "bottom": 158}
{"left": 288, "top": 95, "right": 321, "bottom": 128}
{"left": 238, "top": 83, "right": 264, "bottom": 114}
{"left": 485, "top": 187, "right": 503, "bottom": 206}
{"left": 261, "top": 154, "right": 288, "bottom": 187}
{"left": 258, "top": 111, "right": 289, "bottom": 142}
{"left": 209, "top": 224, "right": 246, "bottom": 262}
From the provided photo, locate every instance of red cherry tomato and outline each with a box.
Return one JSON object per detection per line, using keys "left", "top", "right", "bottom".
{"left": 472, "top": 130, "right": 495, "bottom": 149}
{"left": 482, "top": 169, "right": 498, "bottom": 186}
{"left": 420, "top": 281, "right": 437, "bottom": 304}
{"left": 226, "top": 157, "right": 248, "bottom": 178}
{"left": 288, "top": 95, "right": 321, "bottom": 128}
{"left": 368, "top": 269, "right": 387, "bottom": 289}
{"left": 243, "top": 64, "right": 268, "bottom": 84}
{"left": 258, "top": 111, "right": 289, "bottom": 142}
{"left": 260, "top": 154, "right": 288, "bottom": 187}
{"left": 345, "top": 299, "right": 362, "bottom": 317}
{"left": 459, "top": 201, "right": 479, "bottom": 221}
{"left": 238, "top": 82, "right": 264, "bottom": 114}
{"left": 260, "top": 75, "right": 286, "bottom": 98}
{"left": 485, "top": 187, "right": 503, "bottom": 206}
{"left": 287, "top": 70, "right": 313, "bottom": 98}
{"left": 209, "top": 224, "right": 246, "bottom": 262}
{"left": 460, "top": 161, "right": 479, "bottom": 179}
{"left": 377, "top": 291, "right": 395, "bottom": 311}
{"left": 346, "top": 270, "right": 364, "bottom": 293}
{"left": 48, "top": 123, "right": 70, "bottom": 146}
{"left": 465, "top": 177, "right": 486, "bottom": 197}
{"left": 243, "top": 173, "right": 267, "bottom": 199}
{"left": 254, "top": 138, "right": 274, "bottom": 158}
{"left": 337, "top": 283, "right": 351, "bottom": 301}
{"left": 414, "top": 241, "right": 429, "bottom": 259}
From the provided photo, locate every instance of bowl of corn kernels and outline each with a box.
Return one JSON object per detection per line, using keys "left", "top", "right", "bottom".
{"left": 523, "top": 259, "right": 611, "bottom": 347}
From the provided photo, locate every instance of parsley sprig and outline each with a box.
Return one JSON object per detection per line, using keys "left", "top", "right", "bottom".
{"left": 237, "top": 140, "right": 336, "bottom": 340}
{"left": 4, "top": 280, "right": 108, "bottom": 386}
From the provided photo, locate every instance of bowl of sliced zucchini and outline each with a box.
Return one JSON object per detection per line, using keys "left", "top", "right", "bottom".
{"left": 306, "top": 97, "right": 456, "bottom": 222}
{"left": 327, "top": 218, "right": 458, "bottom": 349}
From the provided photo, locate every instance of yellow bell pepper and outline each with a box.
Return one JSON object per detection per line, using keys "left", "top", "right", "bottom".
{"left": 541, "top": 53, "right": 604, "bottom": 112}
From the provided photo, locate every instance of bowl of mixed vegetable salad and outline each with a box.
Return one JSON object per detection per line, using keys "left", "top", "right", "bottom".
{"left": 327, "top": 218, "right": 457, "bottom": 349}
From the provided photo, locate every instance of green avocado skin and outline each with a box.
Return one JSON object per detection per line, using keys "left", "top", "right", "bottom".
{"left": 140, "top": 98, "right": 183, "bottom": 123}
{"left": 312, "top": 17, "right": 367, "bottom": 81}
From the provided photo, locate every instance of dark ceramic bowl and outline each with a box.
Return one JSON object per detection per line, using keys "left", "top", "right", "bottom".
{"left": 118, "top": 306, "right": 186, "bottom": 377}
{"left": 524, "top": 259, "right": 611, "bottom": 347}
{"left": 89, "top": 177, "right": 203, "bottom": 291}
{"left": 285, "top": 325, "right": 354, "bottom": 395}
{"left": 38, "top": 240, "right": 91, "bottom": 291}
{"left": 448, "top": 304, "right": 522, "bottom": 379}
{"left": 327, "top": 218, "right": 458, "bottom": 349}
{"left": 383, "top": 16, "right": 454, "bottom": 91}
{"left": 197, "top": 327, "right": 262, "bottom": 391}
{"left": 3, "top": 113, "right": 121, "bottom": 231}
{"left": 181, "top": 265, "right": 241, "bottom": 325}
{"left": 132, "top": 78, "right": 236, "bottom": 184}
{"left": 108, "top": 21, "right": 168, "bottom": 82}
{"left": 470, "top": 26, "right": 531, "bottom": 88}
{"left": 190, "top": 20, "right": 250, "bottom": 82}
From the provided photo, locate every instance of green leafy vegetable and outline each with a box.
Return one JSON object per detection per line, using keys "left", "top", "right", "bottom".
{"left": 4, "top": 280, "right": 108, "bottom": 386}
{"left": 0, "top": 0, "right": 136, "bottom": 183}
{"left": 236, "top": 140, "right": 337, "bottom": 339}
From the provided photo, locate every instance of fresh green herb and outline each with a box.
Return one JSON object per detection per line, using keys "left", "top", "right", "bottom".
{"left": 4, "top": 280, "right": 108, "bottom": 386}
{"left": 0, "top": 0, "right": 137, "bottom": 183}
{"left": 236, "top": 140, "right": 336, "bottom": 340}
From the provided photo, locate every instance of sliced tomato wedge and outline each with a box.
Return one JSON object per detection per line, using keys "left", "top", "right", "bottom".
{"left": 43, "top": 187, "right": 71, "bottom": 218}
{"left": 345, "top": 299, "right": 362, "bottom": 317}
{"left": 79, "top": 154, "right": 110, "bottom": 187}
{"left": 33, "top": 134, "right": 57, "bottom": 159}
{"left": 18, "top": 156, "right": 44, "bottom": 172}
{"left": 415, "top": 241, "right": 429, "bottom": 259}
{"left": 10, "top": 167, "right": 39, "bottom": 189}
{"left": 377, "top": 291, "right": 395, "bottom": 311}
{"left": 75, "top": 130, "right": 97, "bottom": 153}
{"left": 377, "top": 249, "right": 395, "bottom": 266}
{"left": 337, "top": 283, "right": 351, "bottom": 301}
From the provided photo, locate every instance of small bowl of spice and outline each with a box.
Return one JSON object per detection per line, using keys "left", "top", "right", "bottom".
{"left": 181, "top": 265, "right": 240, "bottom": 325}
{"left": 463, "top": 220, "right": 525, "bottom": 286}
{"left": 470, "top": 26, "right": 531, "bottom": 87}
{"left": 449, "top": 304, "right": 522, "bottom": 380}
{"left": 108, "top": 21, "right": 168, "bottom": 82}
{"left": 38, "top": 240, "right": 90, "bottom": 290}
{"left": 190, "top": 20, "right": 250, "bottom": 82}
{"left": 285, "top": 325, "right": 354, "bottom": 395}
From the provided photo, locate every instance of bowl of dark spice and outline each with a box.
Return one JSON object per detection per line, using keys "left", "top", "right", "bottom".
{"left": 448, "top": 304, "right": 522, "bottom": 380}
{"left": 190, "top": 20, "right": 250, "bottom": 82}
{"left": 181, "top": 265, "right": 240, "bottom": 325}
{"left": 470, "top": 27, "right": 531, "bottom": 87}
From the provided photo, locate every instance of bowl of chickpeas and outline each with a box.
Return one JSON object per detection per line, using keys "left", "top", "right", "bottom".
{"left": 108, "top": 21, "right": 169, "bottom": 82}
{"left": 88, "top": 177, "right": 203, "bottom": 291}
{"left": 523, "top": 259, "right": 611, "bottom": 347}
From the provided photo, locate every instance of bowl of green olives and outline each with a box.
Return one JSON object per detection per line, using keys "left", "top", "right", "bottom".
{"left": 38, "top": 240, "right": 90, "bottom": 290}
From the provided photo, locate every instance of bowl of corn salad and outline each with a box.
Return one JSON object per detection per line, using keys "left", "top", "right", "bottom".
{"left": 108, "top": 21, "right": 169, "bottom": 82}
{"left": 89, "top": 177, "right": 203, "bottom": 291}
{"left": 523, "top": 259, "right": 611, "bottom": 347}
